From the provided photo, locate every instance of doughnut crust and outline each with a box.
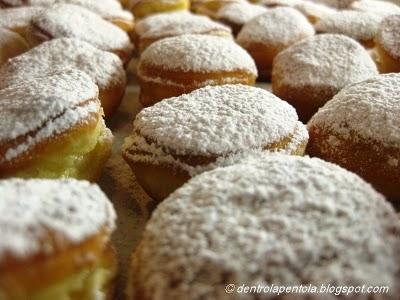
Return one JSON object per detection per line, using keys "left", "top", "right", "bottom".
{"left": 272, "top": 34, "right": 378, "bottom": 122}
{"left": 137, "top": 34, "right": 257, "bottom": 107}
{"left": 123, "top": 84, "right": 307, "bottom": 201}
{"left": 129, "top": 0, "right": 189, "bottom": 19}
{"left": 127, "top": 154, "right": 400, "bottom": 300}
{"left": 0, "top": 27, "right": 29, "bottom": 67}
{"left": 0, "top": 179, "right": 117, "bottom": 299}
{"left": 307, "top": 73, "right": 400, "bottom": 200}
{"left": 0, "top": 70, "right": 113, "bottom": 181}
{"left": 375, "top": 15, "right": 400, "bottom": 73}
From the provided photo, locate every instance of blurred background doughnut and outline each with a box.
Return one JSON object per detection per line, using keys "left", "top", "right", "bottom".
{"left": 128, "top": 0, "right": 190, "bottom": 19}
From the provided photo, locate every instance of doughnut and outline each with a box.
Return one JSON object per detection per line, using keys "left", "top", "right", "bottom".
{"left": 216, "top": 1, "right": 267, "bottom": 35}
{"left": 0, "top": 70, "right": 113, "bottom": 180}
{"left": 128, "top": 0, "right": 189, "bottom": 19}
{"left": 307, "top": 73, "right": 400, "bottom": 201}
{"left": 305, "top": 0, "right": 354, "bottom": 9}
{"left": 315, "top": 10, "right": 383, "bottom": 48}
{"left": 0, "top": 0, "right": 53, "bottom": 6}
{"left": 350, "top": 0, "right": 400, "bottom": 17}
{"left": 375, "top": 15, "right": 400, "bottom": 73}
{"left": 133, "top": 11, "right": 232, "bottom": 54}
{"left": 237, "top": 7, "right": 314, "bottom": 80}
{"left": 27, "top": 4, "right": 133, "bottom": 62}
{"left": 137, "top": 34, "right": 257, "bottom": 107}
{"left": 0, "top": 27, "right": 29, "bottom": 67}
{"left": 0, "top": 178, "right": 117, "bottom": 299}
{"left": 191, "top": 0, "right": 244, "bottom": 19}
{"left": 127, "top": 154, "right": 400, "bottom": 300}
{"left": 122, "top": 84, "right": 308, "bottom": 201}
{"left": 272, "top": 34, "right": 378, "bottom": 122}
{"left": 0, "top": 7, "right": 42, "bottom": 38}
{"left": 0, "top": 38, "right": 127, "bottom": 117}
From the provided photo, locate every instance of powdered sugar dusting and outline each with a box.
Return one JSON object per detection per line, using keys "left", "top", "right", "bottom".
{"left": 350, "top": 0, "right": 400, "bottom": 17}
{"left": 139, "top": 34, "right": 257, "bottom": 74}
{"left": 0, "top": 38, "right": 126, "bottom": 90}
{"left": 32, "top": 4, "right": 132, "bottom": 54}
{"left": 0, "top": 179, "right": 116, "bottom": 262}
{"left": 315, "top": 10, "right": 383, "bottom": 42}
{"left": 272, "top": 34, "right": 378, "bottom": 89}
{"left": 309, "top": 73, "right": 400, "bottom": 147}
{"left": 132, "top": 84, "right": 298, "bottom": 156}
{"left": 377, "top": 15, "right": 400, "bottom": 60}
{"left": 217, "top": 2, "right": 267, "bottom": 25}
{"left": 0, "top": 7, "right": 42, "bottom": 30}
{"left": 135, "top": 154, "right": 400, "bottom": 299}
{"left": 237, "top": 7, "right": 315, "bottom": 48}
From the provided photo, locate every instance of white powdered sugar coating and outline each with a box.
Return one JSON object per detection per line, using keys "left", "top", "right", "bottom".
{"left": 135, "top": 11, "right": 231, "bottom": 39}
{"left": 315, "top": 10, "right": 383, "bottom": 42}
{"left": 294, "top": 0, "right": 336, "bottom": 20}
{"left": 377, "top": 15, "right": 400, "bottom": 60}
{"left": 307, "top": 0, "right": 355, "bottom": 9}
{"left": 273, "top": 34, "right": 378, "bottom": 89}
{"left": 139, "top": 34, "right": 257, "bottom": 74}
{"left": 0, "top": 70, "right": 98, "bottom": 161}
{"left": 350, "top": 0, "right": 400, "bottom": 17}
{"left": 32, "top": 4, "right": 132, "bottom": 53}
{"left": 0, "top": 0, "right": 54, "bottom": 6}
{"left": 132, "top": 85, "right": 298, "bottom": 156}
{"left": 237, "top": 7, "right": 315, "bottom": 47}
{"left": 136, "top": 154, "right": 400, "bottom": 299}
{"left": 0, "top": 6, "right": 42, "bottom": 30}
{"left": 0, "top": 179, "right": 116, "bottom": 262}
{"left": 309, "top": 73, "right": 400, "bottom": 147}
{"left": 0, "top": 38, "right": 126, "bottom": 90}
{"left": 217, "top": 2, "right": 267, "bottom": 25}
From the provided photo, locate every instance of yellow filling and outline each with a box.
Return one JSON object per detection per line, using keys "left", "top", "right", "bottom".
{"left": 134, "top": 0, "right": 189, "bottom": 18}
{"left": 12, "top": 119, "right": 112, "bottom": 181}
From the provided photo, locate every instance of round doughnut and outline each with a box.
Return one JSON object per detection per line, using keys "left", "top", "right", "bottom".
{"left": 237, "top": 7, "right": 314, "bottom": 80}
{"left": 375, "top": 15, "right": 400, "bottom": 73}
{"left": 271, "top": 34, "right": 378, "bottom": 122}
{"left": 0, "top": 7, "right": 42, "bottom": 39}
{"left": 128, "top": 0, "right": 189, "bottom": 19}
{"left": 315, "top": 10, "right": 383, "bottom": 48}
{"left": 127, "top": 154, "right": 400, "bottom": 300}
{"left": 133, "top": 11, "right": 232, "bottom": 54}
{"left": 122, "top": 84, "right": 308, "bottom": 201}
{"left": 0, "top": 27, "right": 29, "bottom": 67}
{"left": 305, "top": 0, "right": 355, "bottom": 9}
{"left": 307, "top": 73, "right": 400, "bottom": 201}
{"left": 0, "top": 178, "right": 117, "bottom": 299}
{"left": 137, "top": 34, "right": 257, "bottom": 107}
{"left": 216, "top": 1, "right": 267, "bottom": 35}
{"left": 350, "top": 0, "right": 400, "bottom": 17}
{"left": 0, "top": 70, "right": 113, "bottom": 180}
{"left": 27, "top": 4, "right": 133, "bottom": 62}
{"left": 0, "top": 38, "right": 127, "bottom": 117}
{"left": 191, "top": 0, "right": 244, "bottom": 19}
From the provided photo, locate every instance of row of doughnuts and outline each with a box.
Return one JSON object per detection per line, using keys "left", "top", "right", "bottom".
{"left": 0, "top": 0, "right": 400, "bottom": 299}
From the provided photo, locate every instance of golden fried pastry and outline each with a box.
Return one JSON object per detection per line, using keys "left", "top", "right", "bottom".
{"left": 272, "top": 34, "right": 378, "bottom": 122}
{"left": 0, "top": 70, "right": 113, "bottom": 180}
{"left": 315, "top": 10, "right": 383, "bottom": 48}
{"left": 0, "top": 7, "right": 42, "bottom": 39}
{"left": 375, "top": 15, "right": 400, "bottom": 73}
{"left": 127, "top": 153, "right": 400, "bottom": 300}
{"left": 123, "top": 84, "right": 308, "bottom": 201}
{"left": 0, "top": 27, "right": 29, "bottom": 67}
{"left": 133, "top": 11, "right": 232, "bottom": 53}
{"left": 237, "top": 7, "right": 314, "bottom": 80}
{"left": 350, "top": 0, "right": 400, "bottom": 17}
{"left": 27, "top": 4, "right": 133, "bottom": 62}
{"left": 191, "top": 0, "right": 243, "bottom": 19}
{"left": 0, "top": 38, "right": 126, "bottom": 117}
{"left": 216, "top": 1, "right": 267, "bottom": 35}
{"left": 0, "top": 178, "right": 117, "bottom": 300}
{"left": 129, "top": 0, "right": 189, "bottom": 19}
{"left": 137, "top": 34, "right": 257, "bottom": 107}
{"left": 307, "top": 73, "right": 400, "bottom": 200}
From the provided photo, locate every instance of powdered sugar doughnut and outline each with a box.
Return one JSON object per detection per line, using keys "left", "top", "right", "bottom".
{"left": 375, "top": 15, "right": 400, "bottom": 73}
{"left": 0, "top": 0, "right": 53, "bottom": 6}
{"left": 237, "top": 7, "right": 314, "bottom": 79}
{"left": 122, "top": 84, "right": 307, "bottom": 200}
{"left": 0, "top": 7, "right": 42, "bottom": 38}
{"left": 307, "top": 0, "right": 355, "bottom": 9}
{"left": 272, "top": 34, "right": 378, "bottom": 122}
{"left": 315, "top": 10, "right": 383, "bottom": 47}
{"left": 133, "top": 11, "right": 232, "bottom": 53}
{"left": 0, "top": 38, "right": 127, "bottom": 116}
{"left": 0, "top": 27, "right": 29, "bottom": 67}
{"left": 350, "top": 0, "right": 400, "bottom": 17}
{"left": 129, "top": 0, "right": 189, "bottom": 19}
{"left": 191, "top": 0, "right": 244, "bottom": 19}
{"left": 137, "top": 34, "right": 257, "bottom": 107}
{"left": 27, "top": 4, "right": 133, "bottom": 62}
{"left": 216, "top": 2, "right": 267, "bottom": 35}
{"left": 293, "top": 0, "right": 336, "bottom": 23}
{"left": 0, "top": 70, "right": 113, "bottom": 180}
{"left": 0, "top": 178, "right": 117, "bottom": 299}
{"left": 307, "top": 73, "right": 400, "bottom": 200}
{"left": 127, "top": 154, "right": 400, "bottom": 300}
